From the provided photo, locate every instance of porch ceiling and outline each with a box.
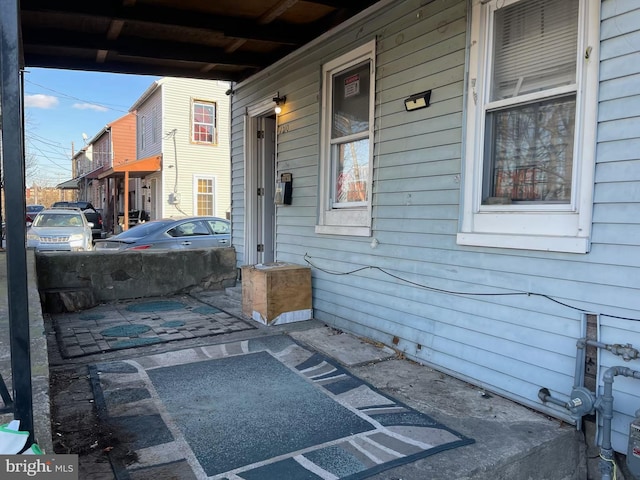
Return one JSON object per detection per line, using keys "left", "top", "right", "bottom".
{"left": 20, "top": 0, "right": 380, "bottom": 82}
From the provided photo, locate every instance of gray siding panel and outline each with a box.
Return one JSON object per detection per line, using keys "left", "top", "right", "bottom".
{"left": 230, "top": 0, "right": 640, "bottom": 454}
{"left": 600, "top": 74, "right": 640, "bottom": 101}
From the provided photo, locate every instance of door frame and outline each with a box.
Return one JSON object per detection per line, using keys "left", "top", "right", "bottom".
{"left": 243, "top": 94, "right": 278, "bottom": 265}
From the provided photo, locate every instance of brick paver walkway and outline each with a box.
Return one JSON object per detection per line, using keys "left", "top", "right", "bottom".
{"left": 51, "top": 295, "right": 255, "bottom": 358}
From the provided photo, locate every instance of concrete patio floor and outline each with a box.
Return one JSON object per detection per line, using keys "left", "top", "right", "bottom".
{"left": 42, "top": 288, "right": 587, "bottom": 479}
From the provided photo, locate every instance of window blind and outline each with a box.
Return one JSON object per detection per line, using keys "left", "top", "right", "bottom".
{"left": 491, "top": 0, "right": 579, "bottom": 101}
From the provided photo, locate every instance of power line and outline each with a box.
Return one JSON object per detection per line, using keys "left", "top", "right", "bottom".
{"left": 25, "top": 79, "right": 131, "bottom": 113}
{"left": 27, "top": 133, "right": 70, "bottom": 153}
{"left": 25, "top": 141, "right": 71, "bottom": 159}
{"left": 303, "top": 253, "right": 640, "bottom": 324}
{"left": 28, "top": 143, "right": 72, "bottom": 171}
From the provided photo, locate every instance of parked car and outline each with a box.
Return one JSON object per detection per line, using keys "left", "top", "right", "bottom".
{"left": 51, "top": 201, "right": 105, "bottom": 240}
{"left": 26, "top": 208, "right": 94, "bottom": 252}
{"left": 26, "top": 204, "right": 45, "bottom": 226}
{"left": 94, "top": 216, "right": 230, "bottom": 251}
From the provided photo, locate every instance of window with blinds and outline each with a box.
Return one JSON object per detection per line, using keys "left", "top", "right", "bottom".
{"left": 483, "top": 0, "right": 579, "bottom": 204}
{"left": 491, "top": 0, "right": 578, "bottom": 101}
{"left": 458, "top": 0, "right": 599, "bottom": 253}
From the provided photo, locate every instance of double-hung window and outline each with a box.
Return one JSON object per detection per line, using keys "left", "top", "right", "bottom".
{"left": 458, "top": 0, "right": 599, "bottom": 253}
{"left": 192, "top": 101, "right": 216, "bottom": 144}
{"left": 194, "top": 176, "right": 215, "bottom": 216}
{"left": 316, "top": 40, "right": 375, "bottom": 236}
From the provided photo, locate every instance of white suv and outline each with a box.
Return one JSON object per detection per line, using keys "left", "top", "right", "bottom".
{"left": 27, "top": 208, "right": 94, "bottom": 252}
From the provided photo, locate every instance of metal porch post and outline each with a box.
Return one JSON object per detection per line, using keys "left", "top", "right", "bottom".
{"left": 1, "top": 0, "right": 35, "bottom": 442}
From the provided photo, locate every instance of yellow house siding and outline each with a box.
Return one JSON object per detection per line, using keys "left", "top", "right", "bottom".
{"left": 159, "top": 78, "right": 231, "bottom": 219}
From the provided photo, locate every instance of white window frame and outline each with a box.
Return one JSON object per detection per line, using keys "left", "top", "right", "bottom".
{"left": 457, "top": 0, "right": 599, "bottom": 253}
{"left": 192, "top": 100, "right": 217, "bottom": 145}
{"left": 316, "top": 39, "right": 375, "bottom": 237}
{"left": 193, "top": 175, "right": 216, "bottom": 216}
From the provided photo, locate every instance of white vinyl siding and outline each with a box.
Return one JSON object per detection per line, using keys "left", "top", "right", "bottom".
{"left": 135, "top": 89, "right": 162, "bottom": 160}
{"left": 140, "top": 116, "right": 146, "bottom": 150}
{"left": 152, "top": 106, "right": 159, "bottom": 144}
{"left": 160, "top": 78, "right": 230, "bottom": 219}
{"left": 593, "top": 0, "right": 640, "bottom": 454}
{"left": 229, "top": 0, "right": 640, "bottom": 456}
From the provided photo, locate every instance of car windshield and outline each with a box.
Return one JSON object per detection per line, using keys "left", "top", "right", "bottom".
{"left": 27, "top": 205, "right": 44, "bottom": 213}
{"left": 114, "top": 220, "right": 175, "bottom": 239}
{"left": 33, "top": 213, "right": 84, "bottom": 227}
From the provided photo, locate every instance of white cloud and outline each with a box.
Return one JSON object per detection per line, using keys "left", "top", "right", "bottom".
{"left": 72, "top": 102, "right": 108, "bottom": 112}
{"left": 24, "top": 94, "right": 59, "bottom": 109}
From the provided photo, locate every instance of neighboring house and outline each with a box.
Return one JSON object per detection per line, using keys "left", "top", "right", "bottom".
{"left": 129, "top": 77, "right": 231, "bottom": 222}
{"left": 92, "top": 112, "right": 138, "bottom": 232}
{"left": 229, "top": 0, "right": 640, "bottom": 456}
{"left": 56, "top": 145, "right": 100, "bottom": 203}
{"left": 58, "top": 112, "right": 137, "bottom": 233}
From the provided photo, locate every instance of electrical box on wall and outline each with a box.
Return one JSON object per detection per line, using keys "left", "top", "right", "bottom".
{"left": 275, "top": 173, "right": 292, "bottom": 205}
{"left": 168, "top": 192, "right": 181, "bottom": 204}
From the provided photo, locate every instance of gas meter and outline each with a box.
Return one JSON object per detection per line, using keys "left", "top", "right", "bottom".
{"left": 628, "top": 409, "right": 640, "bottom": 478}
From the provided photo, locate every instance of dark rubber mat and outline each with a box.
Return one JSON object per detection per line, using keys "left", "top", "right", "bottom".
{"left": 90, "top": 335, "right": 474, "bottom": 479}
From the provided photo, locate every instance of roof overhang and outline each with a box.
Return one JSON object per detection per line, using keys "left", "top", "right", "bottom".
{"left": 19, "top": 0, "right": 381, "bottom": 82}
{"left": 98, "top": 155, "right": 162, "bottom": 179}
{"left": 80, "top": 165, "right": 108, "bottom": 181}
{"left": 55, "top": 177, "right": 80, "bottom": 190}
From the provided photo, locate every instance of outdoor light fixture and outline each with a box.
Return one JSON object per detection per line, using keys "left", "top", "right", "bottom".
{"left": 404, "top": 90, "right": 432, "bottom": 111}
{"left": 273, "top": 93, "right": 286, "bottom": 114}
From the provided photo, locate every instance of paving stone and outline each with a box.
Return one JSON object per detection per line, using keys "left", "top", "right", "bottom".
{"left": 65, "top": 347, "right": 85, "bottom": 357}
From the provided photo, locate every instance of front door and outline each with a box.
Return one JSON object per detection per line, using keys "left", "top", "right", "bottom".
{"left": 244, "top": 97, "right": 278, "bottom": 267}
{"left": 256, "top": 116, "right": 276, "bottom": 264}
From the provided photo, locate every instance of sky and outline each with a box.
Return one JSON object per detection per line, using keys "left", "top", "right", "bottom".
{"left": 23, "top": 68, "right": 160, "bottom": 187}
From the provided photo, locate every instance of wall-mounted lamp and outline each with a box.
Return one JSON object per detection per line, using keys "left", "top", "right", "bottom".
{"left": 141, "top": 185, "right": 150, "bottom": 190}
{"left": 273, "top": 93, "right": 286, "bottom": 114}
{"left": 404, "top": 90, "right": 432, "bottom": 112}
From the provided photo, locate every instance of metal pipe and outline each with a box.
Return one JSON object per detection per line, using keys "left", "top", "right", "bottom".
{"left": 599, "top": 366, "right": 640, "bottom": 480}
{"left": 575, "top": 338, "right": 587, "bottom": 390}
{"left": 586, "top": 339, "right": 639, "bottom": 362}
{"left": 538, "top": 387, "right": 572, "bottom": 409}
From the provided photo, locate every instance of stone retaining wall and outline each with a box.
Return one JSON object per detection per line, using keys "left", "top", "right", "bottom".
{"left": 35, "top": 247, "right": 237, "bottom": 312}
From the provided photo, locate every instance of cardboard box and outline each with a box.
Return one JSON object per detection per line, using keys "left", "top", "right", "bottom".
{"left": 241, "top": 262, "right": 312, "bottom": 325}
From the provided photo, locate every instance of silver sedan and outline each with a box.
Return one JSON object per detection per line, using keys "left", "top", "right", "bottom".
{"left": 94, "top": 216, "right": 230, "bottom": 251}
